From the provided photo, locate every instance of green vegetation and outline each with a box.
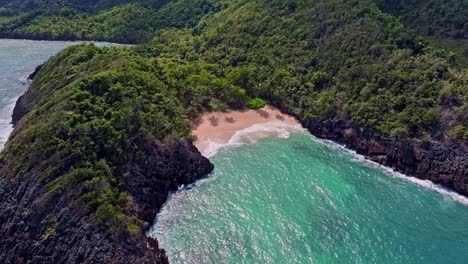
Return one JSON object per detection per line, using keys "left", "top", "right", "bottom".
{"left": 0, "top": 0, "right": 222, "bottom": 43}
{"left": 248, "top": 98, "right": 266, "bottom": 110}
{"left": 42, "top": 227, "right": 56, "bottom": 239}
{"left": 376, "top": 0, "right": 467, "bottom": 39}
{"left": 0, "top": 0, "right": 466, "bottom": 234}
{"left": 427, "top": 38, "right": 468, "bottom": 67}
{"left": 376, "top": 0, "right": 467, "bottom": 66}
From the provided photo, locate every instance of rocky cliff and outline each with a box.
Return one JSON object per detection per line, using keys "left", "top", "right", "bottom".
{"left": 1, "top": 92, "right": 213, "bottom": 263}
{"left": 301, "top": 118, "right": 468, "bottom": 196}
{"left": 0, "top": 44, "right": 215, "bottom": 264}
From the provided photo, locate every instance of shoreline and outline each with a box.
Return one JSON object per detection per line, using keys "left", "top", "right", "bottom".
{"left": 317, "top": 137, "right": 468, "bottom": 205}
{"left": 0, "top": 36, "right": 135, "bottom": 45}
{"left": 190, "top": 106, "right": 468, "bottom": 205}
{"left": 191, "top": 105, "right": 301, "bottom": 157}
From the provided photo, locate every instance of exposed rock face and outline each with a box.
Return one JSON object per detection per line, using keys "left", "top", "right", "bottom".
{"left": 12, "top": 63, "right": 45, "bottom": 126}
{"left": 11, "top": 93, "right": 28, "bottom": 126}
{"left": 2, "top": 77, "right": 214, "bottom": 263}
{"left": 301, "top": 118, "right": 468, "bottom": 196}
{"left": 0, "top": 137, "right": 213, "bottom": 264}
{"left": 27, "top": 64, "right": 43, "bottom": 80}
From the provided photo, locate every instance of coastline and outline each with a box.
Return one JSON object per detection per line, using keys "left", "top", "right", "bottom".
{"left": 317, "top": 137, "right": 468, "bottom": 205}
{"left": 190, "top": 105, "right": 468, "bottom": 205}
{"left": 298, "top": 117, "right": 468, "bottom": 197}
{"left": 191, "top": 105, "right": 302, "bottom": 157}
{"left": 0, "top": 35, "right": 137, "bottom": 45}
{"left": 0, "top": 40, "right": 208, "bottom": 263}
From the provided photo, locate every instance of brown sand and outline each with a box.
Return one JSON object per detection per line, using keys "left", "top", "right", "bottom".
{"left": 192, "top": 105, "right": 299, "bottom": 155}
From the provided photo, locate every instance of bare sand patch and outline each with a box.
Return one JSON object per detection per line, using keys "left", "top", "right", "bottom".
{"left": 192, "top": 105, "right": 301, "bottom": 157}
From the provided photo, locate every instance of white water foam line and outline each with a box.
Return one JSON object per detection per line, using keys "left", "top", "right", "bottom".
{"left": 0, "top": 97, "right": 20, "bottom": 151}
{"left": 316, "top": 137, "right": 468, "bottom": 206}
{"left": 199, "top": 119, "right": 468, "bottom": 206}
{"left": 200, "top": 120, "right": 305, "bottom": 158}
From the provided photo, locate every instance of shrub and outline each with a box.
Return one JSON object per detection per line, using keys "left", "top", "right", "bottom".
{"left": 247, "top": 98, "right": 266, "bottom": 109}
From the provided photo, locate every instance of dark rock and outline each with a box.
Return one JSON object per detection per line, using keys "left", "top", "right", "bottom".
{"left": 0, "top": 137, "right": 212, "bottom": 263}
{"left": 301, "top": 118, "right": 468, "bottom": 197}
{"left": 11, "top": 94, "right": 28, "bottom": 127}
{"left": 27, "top": 64, "right": 43, "bottom": 80}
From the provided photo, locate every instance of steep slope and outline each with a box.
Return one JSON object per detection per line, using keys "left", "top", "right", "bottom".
{"left": 0, "top": 0, "right": 168, "bottom": 12}
{"left": 376, "top": 0, "right": 467, "bottom": 39}
{"left": 183, "top": 0, "right": 468, "bottom": 193}
{"left": 0, "top": 0, "right": 221, "bottom": 43}
{"left": 0, "top": 0, "right": 467, "bottom": 263}
{"left": 0, "top": 44, "right": 214, "bottom": 263}
{"left": 375, "top": 0, "right": 468, "bottom": 66}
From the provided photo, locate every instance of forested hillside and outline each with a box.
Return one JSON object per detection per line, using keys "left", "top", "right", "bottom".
{"left": 0, "top": 0, "right": 467, "bottom": 263}
{"left": 376, "top": 0, "right": 468, "bottom": 66}
{"left": 377, "top": 0, "right": 467, "bottom": 39}
{"left": 0, "top": 0, "right": 221, "bottom": 43}
{"left": 0, "top": 0, "right": 168, "bottom": 12}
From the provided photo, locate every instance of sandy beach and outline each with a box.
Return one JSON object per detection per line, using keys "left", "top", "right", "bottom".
{"left": 192, "top": 105, "right": 301, "bottom": 157}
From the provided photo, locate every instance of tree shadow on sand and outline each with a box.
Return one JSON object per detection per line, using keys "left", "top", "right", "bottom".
{"left": 256, "top": 109, "right": 269, "bottom": 118}
{"left": 209, "top": 115, "right": 219, "bottom": 126}
{"left": 191, "top": 116, "right": 204, "bottom": 129}
{"left": 275, "top": 114, "right": 284, "bottom": 120}
{"left": 225, "top": 117, "right": 236, "bottom": 123}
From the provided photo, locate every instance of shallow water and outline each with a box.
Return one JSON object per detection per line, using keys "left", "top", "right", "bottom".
{"left": 151, "top": 129, "right": 468, "bottom": 264}
{"left": 0, "top": 39, "right": 120, "bottom": 149}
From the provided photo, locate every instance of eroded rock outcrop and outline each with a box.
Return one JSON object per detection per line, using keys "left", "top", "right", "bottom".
{"left": 302, "top": 118, "right": 468, "bottom": 196}
{"left": 0, "top": 136, "right": 213, "bottom": 263}
{"left": 1, "top": 46, "right": 215, "bottom": 263}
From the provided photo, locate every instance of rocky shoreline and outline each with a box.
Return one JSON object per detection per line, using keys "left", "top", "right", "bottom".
{"left": 1, "top": 65, "right": 466, "bottom": 263}
{"left": 300, "top": 118, "right": 468, "bottom": 197}
{"left": 0, "top": 73, "right": 214, "bottom": 263}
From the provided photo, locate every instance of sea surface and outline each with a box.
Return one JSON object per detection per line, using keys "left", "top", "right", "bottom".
{"left": 0, "top": 39, "right": 120, "bottom": 149}
{"left": 151, "top": 123, "right": 468, "bottom": 264}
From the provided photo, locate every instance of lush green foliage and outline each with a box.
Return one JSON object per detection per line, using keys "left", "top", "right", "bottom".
{"left": 2, "top": 44, "right": 190, "bottom": 232}
{"left": 375, "top": 0, "right": 468, "bottom": 66}
{"left": 377, "top": 0, "right": 467, "bottom": 39}
{"left": 248, "top": 98, "right": 266, "bottom": 110}
{"left": 167, "top": 0, "right": 465, "bottom": 139}
{"left": 0, "top": 0, "right": 221, "bottom": 43}
{"left": 0, "top": 42, "right": 248, "bottom": 232}
{"left": 1, "top": 0, "right": 466, "bottom": 234}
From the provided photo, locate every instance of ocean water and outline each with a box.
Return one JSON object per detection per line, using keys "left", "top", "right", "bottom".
{"left": 0, "top": 39, "right": 121, "bottom": 150}
{"left": 151, "top": 123, "right": 468, "bottom": 264}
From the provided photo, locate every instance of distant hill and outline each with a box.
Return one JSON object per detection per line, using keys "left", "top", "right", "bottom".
{"left": 377, "top": 0, "right": 467, "bottom": 39}
{"left": 0, "top": 0, "right": 220, "bottom": 43}
{"left": 0, "top": 0, "right": 168, "bottom": 12}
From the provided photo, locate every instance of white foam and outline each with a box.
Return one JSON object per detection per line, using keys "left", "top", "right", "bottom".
{"left": 0, "top": 97, "right": 19, "bottom": 151}
{"left": 316, "top": 138, "right": 468, "bottom": 206}
{"left": 200, "top": 120, "right": 305, "bottom": 158}
{"left": 199, "top": 120, "right": 468, "bottom": 205}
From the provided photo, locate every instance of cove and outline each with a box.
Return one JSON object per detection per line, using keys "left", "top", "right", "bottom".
{"left": 151, "top": 131, "right": 468, "bottom": 263}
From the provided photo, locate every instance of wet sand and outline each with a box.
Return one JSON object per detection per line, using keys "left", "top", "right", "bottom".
{"left": 192, "top": 105, "right": 299, "bottom": 156}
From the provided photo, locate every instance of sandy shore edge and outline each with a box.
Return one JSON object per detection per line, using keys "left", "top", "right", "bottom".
{"left": 192, "top": 105, "right": 301, "bottom": 157}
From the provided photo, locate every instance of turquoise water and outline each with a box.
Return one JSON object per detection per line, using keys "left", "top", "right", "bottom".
{"left": 0, "top": 39, "right": 121, "bottom": 149}
{"left": 152, "top": 132, "right": 468, "bottom": 264}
